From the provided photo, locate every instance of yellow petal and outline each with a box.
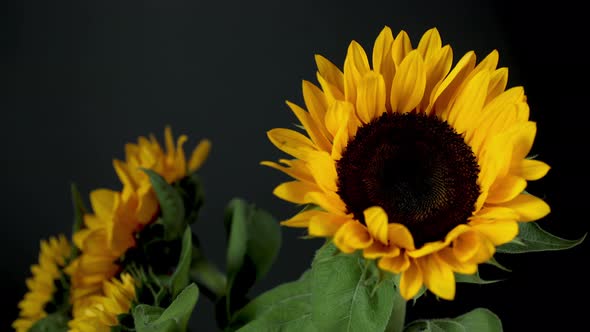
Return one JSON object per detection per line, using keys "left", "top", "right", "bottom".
{"left": 472, "top": 206, "right": 519, "bottom": 220}
{"left": 273, "top": 181, "right": 319, "bottom": 204}
{"left": 486, "top": 67, "right": 509, "bottom": 103}
{"left": 260, "top": 159, "right": 315, "bottom": 183}
{"left": 356, "top": 71, "right": 387, "bottom": 123}
{"left": 302, "top": 81, "right": 330, "bottom": 136}
{"left": 90, "top": 189, "right": 116, "bottom": 221}
{"left": 420, "top": 45, "right": 453, "bottom": 113}
{"left": 494, "top": 193, "right": 550, "bottom": 222}
{"left": 511, "top": 121, "right": 537, "bottom": 161}
{"left": 473, "top": 220, "right": 518, "bottom": 246}
{"left": 343, "top": 41, "right": 371, "bottom": 103}
{"left": 421, "top": 254, "right": 455, "bottom": 300}
{"left": 280, "top": 209, "right": 323, "bottom": 228}
{"left": 429, "top": 51, "right": 476, "bottom": 116}
{"left": 487, "top": 174, "right": 527, "bottom": 204}
{"left": 113, "top": 159, "right": 135, "bottom": 190}
{"left": 333, "top": 220, "right": 373, "bottom": 253}
{"left": 452, "top": 230, "right": 480, "bottom": 262}
{"left": 188, "top": 139, "right": 211, "bottom": 173}
{"left": 378, "top": 253, "right": 410, "bottom": 273}
{"left": 372, "top": 26, "right": 394, "bottom": 74}
{"left": 363, "top": 242, "right": 400, "bottom": 259}
{"left": 305, "top": 191, "right": 347, "bottom": 215}
{"left": 315, "top": 54, "right": 345, "bottom": 93}
{"left": 392, "top": 30, "right": 413, "bottom": 66}
{"left": 447, "top": 70, "right": 490, "bottom": 135}
{"left": 417, "top": 28, "right": 442, "bottom": 60}
{"left": 364, "top": 206, "right": 389, "bottom": 245}
{"left": 512, "top": 159, "right": 550, "bottom": 181}
{"left": 317, "top": 73, "right": 345, "bottom": 104}
{"left": 324, "top": 100, "right": 355, "bottom": 138}
{"left": 388, "top": 223, "right": 415, "bottom": 250}
{"left": 267, "top": 128, "right": 316, "bottom": 160}
{"left": 306, "top": 151, "right": 338, "bottom": 193}
{"left": 437, "top": 248, "right": 478, "bottom": 275}
{"left": 286, "top": 101, "right": 332, "bottom": 153}
{"left": 399, "top": 259, "right": 423, "bottom": 300}
{"left": 309, "top": 213, "right": 350, "bottom": 237}
{"left": 390, "top": 50, "right": 426, "bottom": 113}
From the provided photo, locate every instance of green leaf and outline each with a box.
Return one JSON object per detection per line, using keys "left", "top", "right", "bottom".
{"left": 29, "top": 312, "right": 69, "bottom": 332}
{"left": 229, "top": 273, "right": 311, "bottom": 331}
{"left": 225, "top": 199, "right": 249, "bottom": 282}
{"left": 404, "top": 308, "right": 502, "bottom": 332}
{"left": 223, "top": 198, "right": 282, "bottom": 318}
{"left": 496, "top": 222, "right": 586, "bottom": 254}
{"left": 311, "top": 242, "right": 396, "bottom": 332}
{"left": 169, "top": 227, "right": 192, "bottom": 298}
{"left": 144, "top": 169, "right": 186, "bottom": 241}
{"left": 190, "top": 245, "right": 227, "bottom": 301}
{"left": 133, "top": 283, "right": 200, "bottom": 332}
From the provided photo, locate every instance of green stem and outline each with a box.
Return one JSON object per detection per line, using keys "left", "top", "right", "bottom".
{"left": 385, "top": 288, "right": 407, "bottom": 332}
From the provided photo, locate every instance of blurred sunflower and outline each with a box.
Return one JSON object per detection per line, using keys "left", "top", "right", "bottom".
{"left": 66, "top": 127, "right": 210, "bottom": 325}
{"left": 13, "top": 235, "right": 71, "bottom": 332}
{"left": 67, "top": 273, "right": 136, "bottom": 332}
{"left": 263, "top": 26, "right": 550, "bottom": 300}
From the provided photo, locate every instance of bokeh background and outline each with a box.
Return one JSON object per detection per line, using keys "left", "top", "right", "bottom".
{"left": 4, "top": 0, "right": 588, "bottom": 331}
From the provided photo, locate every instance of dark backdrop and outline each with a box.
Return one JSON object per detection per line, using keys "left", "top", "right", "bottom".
{"left": 4, "top": 0, "right": 588, "bottom": 331}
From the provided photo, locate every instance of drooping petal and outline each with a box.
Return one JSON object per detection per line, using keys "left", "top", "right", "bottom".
{"left": 333, "top": 220, "right": 373, "bottom": 253}
{"left": 399, "top": 259, "right": 423, "bottom": 300}
{"left": 364, "top": 206, "right": 389, "bottom": 245}
{"left": 420, "top": 254, "right": 455, "bottom": 300}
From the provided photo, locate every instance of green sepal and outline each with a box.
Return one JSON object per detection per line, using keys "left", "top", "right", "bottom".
{"left": 222, "top": 198, "right": 281, "bottom": 322}
{"left": 69, "top": 182, "right": 87, "bottom": 260}
{"left": 175, "top": 172, "right": 205, "bottom": 225}
{"left": 229, "top": 271, "right": 312, "bottom": 332}
{"left": 455, "top": 271, "right": 503, "bottom": 285}
{"left": 497, "top": 222, "right": 586, "bottom": 254}
{"left": 133, "top": 283, "right": 199, "bottom": 332}
{"left": 143, "top": 169, "right": 186, "bottom": 241}
{"left": 29, "top": 312, "right": 69, "bottom": 332}
{"left": 404, "top": 308, "right": 502, "bottom": 332}
{"left": 310, "top": 241, "right": 397, "bottom": 332}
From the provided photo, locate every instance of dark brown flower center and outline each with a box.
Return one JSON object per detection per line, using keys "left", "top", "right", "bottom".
{"left": 336, "top": 112, "right": 480, "bottom": 247}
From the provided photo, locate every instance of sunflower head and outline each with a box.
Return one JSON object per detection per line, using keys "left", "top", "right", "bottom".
{"left": 67, "top": 273, "right": 137, "bottom": 332}
{"left": 13, "top": 235, "right": 71, "bottom": 332}
{"left": 264, "top": 26, "right": 551, "bottom": 300}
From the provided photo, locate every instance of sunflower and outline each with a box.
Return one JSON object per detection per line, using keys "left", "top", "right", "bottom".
{"left": 263, "top": 26, "right": 551, "bottom": 300}
{"left": 67, "top": 127, "right": 210, "bottom": 324}
{"left": 13, "top": 235, "right": 71, "bottom": 332}
{"left": 67, "top": 273, "right": 137, "bottom": 332}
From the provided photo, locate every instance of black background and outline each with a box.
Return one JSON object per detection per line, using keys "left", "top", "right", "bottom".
{"left": 4, "top": 0, "right": 588, "bottom": 331}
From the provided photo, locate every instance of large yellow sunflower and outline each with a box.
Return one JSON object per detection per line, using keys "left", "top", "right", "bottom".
{"left": 263, "top": 26, "right": 551, "bottom": 300}
{"left": 68, "top": 273, "right": 136, "bottom": 332}
{"left": 67, "top": 127, "right": 210, "bottom": 325}
{"left": 13, "top": 235, "right": 71, "bottom": 332}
